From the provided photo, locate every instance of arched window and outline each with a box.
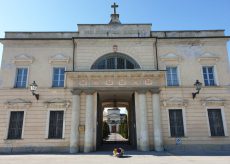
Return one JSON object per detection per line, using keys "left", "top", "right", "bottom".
{"left": 91, "top": 53, "right": 140, "bottom": 69}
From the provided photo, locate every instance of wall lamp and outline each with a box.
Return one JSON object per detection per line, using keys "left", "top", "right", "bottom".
{"left": 192, "top": 80, "right": 202, "bottom": 99}
{"left": 30, "top": 81, "right": 39, "bottom": 100}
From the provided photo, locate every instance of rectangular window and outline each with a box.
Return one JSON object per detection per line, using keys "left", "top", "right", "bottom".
{"left": 7, "top": 111, "right": 24, "bottom": 139}
{"left": 166, "top": 67, "right": 179, "bottom": 86}
{"left": 208, "top": 109, "right": 225, "bottom": 136}
{"left": 48, "top": 111, "right": 64, "bottom": 139}
{"left": 169, "top": 109, "right": 184, "bottom": 137}
{"left": 202, "top": 66, "right": 215, "bottom": 86}
{"left": 52, "top": 67, "right": 65, "bottom": 87}
{"left": 15, "top": 68, "right": 28, "bottom": 88}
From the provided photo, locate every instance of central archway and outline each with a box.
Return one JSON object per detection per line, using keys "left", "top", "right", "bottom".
{"left": 91, "top": 52, "right": 141, "bottom": 69}
{"left": 96, "top": 91, "right": 137, "bottom": 151}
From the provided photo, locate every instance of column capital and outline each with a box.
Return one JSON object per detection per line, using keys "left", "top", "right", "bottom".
{"left": 149, "top": 88, "right": 161, "bottom": 94}
{"left": 84, "top": 89, "right": 95, "bottom": 95}
{"left": 136, "top": 88, "right": 149, "bottom": 94}
{"left": 71, "top": 89, "right": 82, "bottom": 95}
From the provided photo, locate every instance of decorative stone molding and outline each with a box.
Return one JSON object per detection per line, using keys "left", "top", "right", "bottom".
{"left": 149, "top": 88, "right": 161, "bottom": 94}
{"left": 201, "top": 97, "right": 225, "bottom": 106}
{"left": 162, "top": 97, "right": 189, "bottom": 107}
{"left": 4, "top": 98, "right": 32, "bottom": 109}
{"left": 12, "top": 54, "right": 34, "bottom": 65}
{"left": 197, "top": 52, "right": 219, "bottom": 63}
{"left": 44, "top": 98, "right": 71, "bottom": 109}
{"left": 160, "top": 53, "right": 182, "bottom": 63}
{"left": 49, "top": 54, "right": 70, "bottom": 64}
{"left": 71, "top": 89, "right": 82, "bottom": 95}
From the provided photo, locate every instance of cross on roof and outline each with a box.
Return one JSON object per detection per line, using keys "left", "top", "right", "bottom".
{"left": 111, "top": 2, "right": 118, "bottom": 14}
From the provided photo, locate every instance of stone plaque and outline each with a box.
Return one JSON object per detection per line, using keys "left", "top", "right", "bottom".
{"left": 78, "top": 125, "right": 85, "bottom": 132}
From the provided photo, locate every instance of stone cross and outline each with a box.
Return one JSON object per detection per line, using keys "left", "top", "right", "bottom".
{"left": 111, "top": 2, "right": 118, "bottom": 14}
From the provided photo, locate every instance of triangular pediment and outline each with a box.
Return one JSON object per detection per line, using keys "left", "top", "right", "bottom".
{"left": 198, "top": 52, "right": 219, "bottom": 62}
{"left": 201, "top": 97, "right": 225, "bottom": 106}
{"left": 49, "top": 54, "right": 70, "bottom": 64}
{"left": 4, "top": 98, "right": 32, "bottom": 109}
{"left": 5, "top": 98, "right": 32, "bottom": 104}
{"left": 162, "top": 97, "right": 188, "bottom": 107}
{"left": 12, "top": 54, "right": 34, "bottom": 64}
{"left": 160, "top": 53, "right": 182, "bottom": 62}
{"left": 44, "top": 98, "right": 71, "bottom": 108}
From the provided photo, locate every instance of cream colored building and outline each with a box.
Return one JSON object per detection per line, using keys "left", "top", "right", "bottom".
{"left": 0, "top": 4, "right": 230, "bottom": 153}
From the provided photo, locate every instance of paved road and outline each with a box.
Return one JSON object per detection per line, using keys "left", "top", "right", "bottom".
{"left": 106, "top": 133, "right": 128, "bottom": 141}
{"left": 0, "top": 151, "right": 230, "bottom": 164}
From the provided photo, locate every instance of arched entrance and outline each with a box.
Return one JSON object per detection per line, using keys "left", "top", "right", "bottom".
{"left": 96, "top": 91, "right": 137, "bottom": 151}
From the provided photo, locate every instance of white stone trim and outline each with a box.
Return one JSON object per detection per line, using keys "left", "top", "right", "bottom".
{"left": 162, "top": 97, "right": 188, "bottom": 107}
{"left": 160, "top": 53, "right": 182, "bottom": 62}
{"left": 5, "top": 109, "right": 27, "bottom": 140}
{"left": 49, "top": 54, "right": 70, "bottom": 64}
{"left": 45, "top": 108, "right": 66, "bottom": 139}
{"left": 12, "top": 54, "right": 34, "bottom": 65}
{"left": 205, "top": 107, "right": 228, "bottom": 137}
{"left": 197, "top": 52, "right": 219, "bottom": 63}
{"left": 166, "top": 108, "right": 187, "bottom": 137}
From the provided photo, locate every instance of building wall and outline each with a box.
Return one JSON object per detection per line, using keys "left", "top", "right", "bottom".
{"left": 0, "top": 32, "right": 230, "bottom": 152}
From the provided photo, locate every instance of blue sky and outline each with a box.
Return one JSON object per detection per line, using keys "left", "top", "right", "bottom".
{"left": 0, "top": 0, "right": 230, "bottom": 65}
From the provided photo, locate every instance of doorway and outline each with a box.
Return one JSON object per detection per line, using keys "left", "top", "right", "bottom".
{"left": 96, "top": 91, "right": 137, "bottom": 151}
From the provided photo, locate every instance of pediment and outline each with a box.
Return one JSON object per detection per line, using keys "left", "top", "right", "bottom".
{"left": 4, "top": 98, "right": 32, "bottom": 109}
{"left": 162, "top": 97, "right": 188, "bottom": 107}
{"left": 44, "top": 98, "right": 71, "bottom": 108}
{"left": 49, "top": 54, "right": 70, "bottom": 64}
{"left": 12, "top": 54, "right": 34, "bottom": 64}
{"left": 160, "top": 53, "right": 182, "bottom": 62}
{"left": 198, "top": 52, "right": 219, "bottom": 63}
{"left": 201, "top": 97, "right": 225, "bottom": 106}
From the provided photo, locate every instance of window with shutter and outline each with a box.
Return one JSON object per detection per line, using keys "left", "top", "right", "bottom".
{"left": 7, "top": 111, "right": 24, "bottom": 139}
{"left": 48, "top": 111, "right": 64, "bottom": 139}
{"left": 208, "top": 109, "right": 225, "bottom": 136}
{"left": 169, "top": 109, "right": 184, "bottom": 137}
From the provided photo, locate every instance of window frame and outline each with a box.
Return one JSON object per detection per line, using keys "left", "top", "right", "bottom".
{"left": 166, "top": 108, "right": 187, "bottom": 137}
{"left": 45, "top": 108, "right": 66, "bottom": 139}
{"left": 5, "top": 109, "right": 26, "bottom": 140}
{"left": 14, "top": 67, "right": 29, "bottom": 88}
{"left": 165, "top": 65, "right": 180, "bottom": 87}
{"left": 206, "top": 107, "right": 228, "bottom": 137}
{"left": 91, "top": 53, "right": 141, "bottom": 70}
{"left": 51, "top": 67, "right": 66, "bottom": 88}
{"left": 201, "top": 65, "right": 219, "bottom": 86}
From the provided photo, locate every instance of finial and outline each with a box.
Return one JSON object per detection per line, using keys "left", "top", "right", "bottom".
{"left": 111, "top": 2, "right": 118, "bottom": 14}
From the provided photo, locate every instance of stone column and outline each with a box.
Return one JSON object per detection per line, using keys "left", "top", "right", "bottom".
{"left": 84, "top": 90, "right": 95, "bottom": 153}
{"left": 138, "top": 90, "right": 149, "bottom": 151}
{"left": 151, "top": 88, "right": 163, "bottom": 151}
{"left": 70, "top": 90, "right": 81, "bottom": 153}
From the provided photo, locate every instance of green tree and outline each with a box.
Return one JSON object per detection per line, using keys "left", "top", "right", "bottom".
{"left": 119, "top": 123, "right": 128, "bottom": 139}
{"left": 102, "top": 121, "right": 110, "bottom": 139}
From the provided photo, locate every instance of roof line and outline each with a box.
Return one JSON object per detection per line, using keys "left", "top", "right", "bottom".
{"left": 0, "top": 36, "right": 229, "bottom": 41}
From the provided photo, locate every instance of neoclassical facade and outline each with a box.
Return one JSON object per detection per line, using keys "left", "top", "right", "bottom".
{"left": 0, "top": 5, "right": 230, "bottom": 153}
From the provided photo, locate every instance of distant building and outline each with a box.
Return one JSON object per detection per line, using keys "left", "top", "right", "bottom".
{"left": 0, "top": 3, "right": 230, "bottom": 153}
{"left": 103, "top": 108, "right": 127, "bottom": 133}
